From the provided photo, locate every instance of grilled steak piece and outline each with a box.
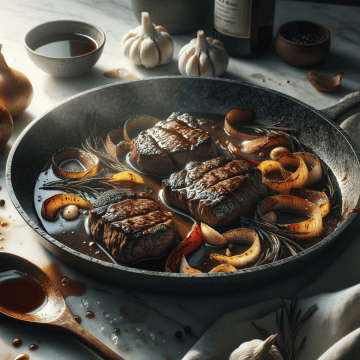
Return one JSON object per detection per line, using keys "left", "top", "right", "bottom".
{"left": 162, "top": 157, "right": 268, "bottom": 228}
{"left": 89, "top": 189, "right": 176, "bottom": 264}
{"left": 129, "top": 112, "right": 217, "bottom": 176}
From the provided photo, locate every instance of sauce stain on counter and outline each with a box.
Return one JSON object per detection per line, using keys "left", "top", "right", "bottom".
{"left": 42, "top": 263, "right": 86, "bottom": 298}
{"left": 12, "top": 339, "right": 22, "bottom": 348}
{"left": 14, "top": 355, "right": 29, "bottom": 360}
{"left": 85, "top": 311, "right": 95, "bottom": 319}
{"left": 29, "top": 344, "right": 38, "bottom": 351}
{"left": 104, "top": 68, "right": 137, "bottom": 80}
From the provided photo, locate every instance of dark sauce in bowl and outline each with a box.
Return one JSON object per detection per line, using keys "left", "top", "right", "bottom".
{"left": 34, "top": 33, "right": 97, "bottom": 58}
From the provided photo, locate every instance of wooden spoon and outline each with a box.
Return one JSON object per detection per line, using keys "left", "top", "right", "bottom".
{"left": 0, "top": 252, "right": 125, "bottom": 360}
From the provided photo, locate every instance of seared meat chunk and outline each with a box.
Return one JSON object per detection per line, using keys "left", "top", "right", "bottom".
{"left": 129, "top": 112, "right": 217, "bottom": 176}
{"left": 162, "top": 157, "right": 267, "bottom": 228}
{"left": 89, "top": 189, "right": 176, "bottom": 264}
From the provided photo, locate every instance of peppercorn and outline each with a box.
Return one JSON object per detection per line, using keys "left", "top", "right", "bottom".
{"left": 175, "top": 331, "right": 183, "bottom": 339}
{"left": 184, "top": 325, "right": 192, "bottom": 334}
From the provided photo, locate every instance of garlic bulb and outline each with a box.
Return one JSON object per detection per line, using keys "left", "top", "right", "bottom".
{"left": 178, "top": 30, "right": 229, "bottom": 77}
{"left": 121, "top": 12, "right": 174, "bottom": 68}
{"left": 229, "top": 335, "right": 283, "bottom": 360}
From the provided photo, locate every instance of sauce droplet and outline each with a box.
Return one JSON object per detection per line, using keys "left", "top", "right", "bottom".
{"left": 85, "top": 311, "right": 95, "bottom": 319}
{"left": 113, "top": 327, "right": 121, "bottom": 334}
{"left": 29, "top": 344, "right": 38, "bottom": 351}
{"left": 74, "top": 315, "right": 82, "bottom": 324}
{"left": 13, "top": 354, "right": 29, "bottom": 360}
{"left": 12, "top": 338, "right": 22, "bottom": 347}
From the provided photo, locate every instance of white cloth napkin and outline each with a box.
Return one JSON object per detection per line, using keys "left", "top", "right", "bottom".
{"left": 182, "top": 112, "right": 360, "bottom": 360}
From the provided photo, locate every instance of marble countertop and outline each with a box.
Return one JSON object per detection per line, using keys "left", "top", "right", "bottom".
{"left": 0, "top": 1, "right": 360, "bottom": 360}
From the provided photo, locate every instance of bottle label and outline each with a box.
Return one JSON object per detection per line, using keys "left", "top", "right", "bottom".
{"left": 214, "top": 0, "right": 253, "bottom": 38}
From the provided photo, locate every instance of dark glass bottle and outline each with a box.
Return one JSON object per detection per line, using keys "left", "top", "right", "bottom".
{"left": 213, "top": 0, "right": 276, "bottom": 57}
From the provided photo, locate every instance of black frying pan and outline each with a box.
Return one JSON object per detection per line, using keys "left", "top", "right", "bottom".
{"left": 6, "top": 77, "right": 360, "bottom": 295}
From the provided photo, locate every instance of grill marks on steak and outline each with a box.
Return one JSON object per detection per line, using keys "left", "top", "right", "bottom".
{"left": 129, "top": 113, "right": 217, "bottom": 176}
{"left": 89, "top": 189, "right": 176, "bottom": 264}
{"left": 162, "top": 157, "right": 268, "bottom": 228}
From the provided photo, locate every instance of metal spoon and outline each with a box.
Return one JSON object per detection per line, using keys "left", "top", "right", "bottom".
{"left": 0, "top": 252, "right": 125, "bottom": 360}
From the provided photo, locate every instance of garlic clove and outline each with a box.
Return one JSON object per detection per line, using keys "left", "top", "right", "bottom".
{"left": 199, "top": 53, "right": 213, "bottom": 77}
{"left": 179, "top": 48, "right": 194, "bottom": 74}
{"left": 140, "top": 38, "right": 159, "bottom": 68}
{"left": 155, "top": 34, "right": 174, "bottom": 64}
{"left": 307, "top": 70, "right": 346, "bottom": 92}
{"left": 129, "top": 37, "right": 143, "bottom": 65}
{"left": 122, "top": 35, "right": 139, "bottom": 59}
{"left": 186, "top": 54, "right": 200, "bottom": 76}
{"left": 208, "top": 48, "right": 228, "bottom": 77}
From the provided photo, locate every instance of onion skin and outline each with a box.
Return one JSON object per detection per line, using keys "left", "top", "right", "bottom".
{"left": 0, "top": 103, "right": 13, "bottom": 149}
{"left": 258, "top": 154, "right": 308, "bottom": 195}
{"left": 164, "top": 222, "right": 203, "bottom": 273}
{"left": 41, "top": 194, "right": 93, "bottom": 221}
{"left": 290, "top": 188, "right": 330, "bottom": 217}
{"left": 211, "top": 229, "right": 261, "bottom": 268}
{"left": 257, "top": 195, "right": 323, "bottom": 239}
{"left": 0, "top": 45, "right": 33, "bottom": 116}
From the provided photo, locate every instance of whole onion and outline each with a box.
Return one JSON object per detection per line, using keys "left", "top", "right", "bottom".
{"left": 0, "top": 44, "right": 33, "bottom": 116}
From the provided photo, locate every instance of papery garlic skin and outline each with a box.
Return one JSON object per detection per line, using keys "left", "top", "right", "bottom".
{"left": 178, "top": 30, "right": 229, "bottom": 77}
{"left": 229, "top": 335, "right": 283, "bottom": 360}
{"left": 121, "top": 12, "right": 174, "bottom": 68}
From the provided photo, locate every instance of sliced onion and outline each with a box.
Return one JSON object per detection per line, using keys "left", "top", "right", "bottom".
{"left": 270, "top": 147, "right": 290, "bottom": 160}
{"left": 291, "top": 152, "right": 323, "bottom": 187}
{"left": 103, "top": 171, "right": 145, "bottom": 185}
{"left": 124, "top": 115, "right": 161, "bottom": 142}
{"left": 257, "top": 195, "right": 323, "bottom": 239}
{"left": 258, "top": 154, "right": 308, "bottom": 194}
{"left": 52, "top": 148, "right": 99, "bottom": 179}
{"left": 201, "top": 222, "right": 227, "bottom": 246}
{"left": 164, "top": 222, "right": 203, "bottom": 273}
{"left": 179, "top": 255, "right": 202, "bottom": 274}
{"left": 228, "top": 142, "right": 260, "bottom": 166}
{"left": 105, "top": 128, "right": 130, "bottom": 160}
{"left": 211, "top": 229, "right": 261, "bottom": 268}
{"left": 224, "top": 108, "right": 258, "bottom": 141}
{"left": 290, "top": 188, "right": 330, "bottom": 217}
{"left": 209, "top": 264, "right": 237, "bottom": 273}
{"left": 241, "top": 134, "right": 294, "bottom": 154}
{"left": 41, "top": 193, "right": 93, "bottom": 221}
{"left": 179, "top": 255, "right": 237, "bottom": 274}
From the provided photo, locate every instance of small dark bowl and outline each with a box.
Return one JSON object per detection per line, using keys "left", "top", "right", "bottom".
{"left": 275, "top": 21, "right": 330, "bottom": 67}
{"left": 25, "top": 20, "right": 105, "bottom": 77}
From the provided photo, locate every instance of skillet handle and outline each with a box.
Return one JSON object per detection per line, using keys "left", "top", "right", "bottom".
{"left": 319, "top": 91, "right": 360, "bottom": 125}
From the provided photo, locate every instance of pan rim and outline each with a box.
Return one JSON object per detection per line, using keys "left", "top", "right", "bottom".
{"left": 6, "top": 75, "right": 360, "bottom": 279}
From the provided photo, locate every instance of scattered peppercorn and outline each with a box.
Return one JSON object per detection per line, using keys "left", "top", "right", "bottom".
{"left": 184, "top": 325, "right": 192, "bottom": 334}
{"left": 0, "top": 200, "right": 5, "bottom": 206}
{"left": 175, "top": 331, "right": 183, "bottom": 339}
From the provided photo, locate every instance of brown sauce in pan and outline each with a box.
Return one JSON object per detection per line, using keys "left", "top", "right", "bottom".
{"left": 34, "top": 113, "right": 342, "bottom": 270}
{"left": 0, "top": 270, "right": 46, "bottom": 314}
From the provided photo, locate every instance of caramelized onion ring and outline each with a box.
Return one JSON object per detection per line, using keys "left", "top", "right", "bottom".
{"left": 52, "top": 148, "right": 99, "bottom": 179}
{"left": 242, "top": 134, "right": 294, "bottom": 154}
{"left": 290, "top": 188, "right": 330, "bottom": 217}
{"left": 211, "top": 229, "right": 261, "bottom": 268}
{"left": 258, "top": 154, "right": 308, "bottom": 194}
{"left": 257, "top": 195, "right": 323, "bottom": 239}
{"left": 289, "top": 152, "right": 323, "bottom": 187}
{"left": 224, "top": 108, "right": 258, "bottom": 141}
{"left": 105, "top": 128, "right": 130, "bottom": 160}
{"left": 270, "top": 147, "right": 290, "bottom": 160}
{"left": 179, "top": 256, "right": 237, "bottom": 274}
{"left": 41, "top": 193, "right": 93, "bottom": 221}
{"left": 124, "top": 115, "right": 161, "bottom": 142}
{"left": 164, "top": 222, "right": 203, "bottom": 273}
